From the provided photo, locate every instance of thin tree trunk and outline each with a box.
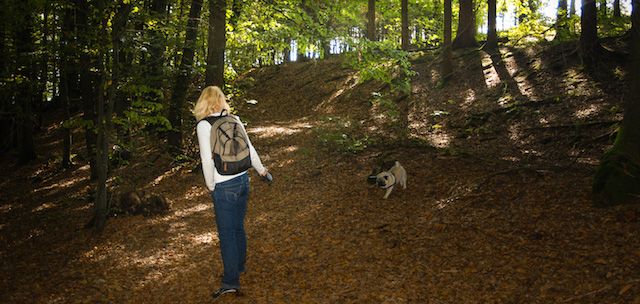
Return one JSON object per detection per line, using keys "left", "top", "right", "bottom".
{"left": 367, "top": 0, "right": 376, "bottom": 41}
{"left": 486, "top": 0, "right": 498, "bottom": 49}
{"left": 580, "top": 0, "right": 602, "bottom": 60}
{"left": 570, "top": 0, "right": 576, "bottom": 16}
{"left": 16, "top": 1, "right": 38, "bottom": 164}
{"left": 613, "top": 0, "right": 621, "bottom": 17}
{"left": 93, "top": 0, "right": 132, "bottom": 233}
{"left": 555, "top": 0, "right": 569, "bottom": 40}
{"left": 94, "top": 0, "right": 108, "bottom": 233}
{"left": 442, "top": 0, "right": 453, "bottom": 81}
{"left": 206, "top": 0, "right": 226, "bottom": 87}
{"left": 167, "top": 0, "right": 203, "bottom": 154}
{"left": 401, "top": 0, "right": 409, "bottom": 51}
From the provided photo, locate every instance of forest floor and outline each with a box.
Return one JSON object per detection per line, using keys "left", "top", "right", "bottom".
{"left": 3, "top": 39, "right": 640, "bottom": 304}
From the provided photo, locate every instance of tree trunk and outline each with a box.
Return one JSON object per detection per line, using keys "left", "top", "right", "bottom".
{"left": 60, "top": 8, "right": 73, "bottom": 168}
{"left": 592, "top": 0, "right": 640, "bottom": 206}
{"left": 93, "top": 0, "right": 132, "bottom": 233}
{"left": 442, "top": 0, "right": 453, "bottom": 81}
{"left": 206, "top": 0, "right": 226, "bottom": 87}
{"left": 613, "top": 0, "right": 621, "bottom": 17}
{"left": 94, "top": 0, "right": 109, "bottom": 232}
{"left": 570, "top": 0, "right": 576, "bottom": 16}
{"left": 148, "top": 0, "right": 168, "bottom": 101}
{"left": 284, "top": 38, "right": 292, "bottom": 63}
{"left": 486, "top": 0, "right": 498, "bottom": 49}
{"left": 580, "top": 0, "right": 602, "bottom": 60}
{"left": 75, "top": 0, "right": 100, "bottom": 179}
{"left": 452, "top": 0, "right": 479, "bottom": 49}
{"left": 367, "top": 0, "right": 376, "bottom": 41}
{"left": 555, "top": 0, "right": 569, "bottom": 40}
{"left": 401, "top": 0, "right": 409, "bottom": 51}
{"left": 16, "top": 0, "right": 38, "bottom": 164}
{"left": 167, "top": 0, "right": 203, "bottom": 155}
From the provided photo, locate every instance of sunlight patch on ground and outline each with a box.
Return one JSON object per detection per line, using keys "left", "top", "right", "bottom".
{"left": 249, "top": 122, "right": 312, "bottom": 139}
{"left": 509, "top": 124, "right": 524, "bottom": 142}
{"left": 562, "top": 68, "right": 592, "bottom": 97}
{"left": 427, "top": 130, "right": 451, "bottom": 148}
{"left": 501, "top": 49, "right": 535, "bottom": 99}
{"left": 575, "top": 157, "right": 599, "bottom": 166}
{"left": 189, "top": 231, "right": 219, "bottom": 245}
{"left": 0, "top": 203, "right": 17, "bottom": 214}
{"left": 32, "top": 202, "right": 56, "bottom": 212}
{"left": 314, "top": 73, "right": 360, "bottom": 112}
{"left": 501, "top": 156, "right": 521, "bottom": 162}
{"left": 430, "top": 68, "right": 442, "bottom": 82}
{"left": 569, "top": 150, "right": 600, "bottom": 166}
{"left": 183, "top": 185, "right": 208, "bottom": 201}
{"left": 522, "top": 149, "right": 543, "bottom": 158}
{"left": 481, "top": 53, "right": 501, "bottom": 88}
{"left": 574, "top": 104, "right": 600, "bottom": 119}
{"left": 167, "top": 203, "right": 211, "bottom": 219}
{"left": 276, "top": 158, "right": 297, "bottom": 168}
{"left": 74, "top": 203, "right": 92, "bottom": 212}
{"left": 464, "top": 89, "right": 477, "bottom": 105}
{"left": 148, "top": 166, "right": 183, "bottom": 187}
{"left": 32, "top": 175, "right": 89, "bottom": 193}
{"left": 407, "top": 110, "right": 451, "bottom": 148}
{"left": 282, "top": 145, "right": 299, "bottom": 153}
{"left": 128, "top": 250, "right": 187, "bottom": 269}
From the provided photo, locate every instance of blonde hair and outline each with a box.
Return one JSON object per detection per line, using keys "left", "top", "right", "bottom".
{"left": 193, "top": 86, "right": 232, "bottom": 121}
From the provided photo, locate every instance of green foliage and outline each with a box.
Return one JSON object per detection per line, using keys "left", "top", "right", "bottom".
{"left": 314, "top": 117, "right": 373, "bottom": 154}
{"left": 344, "top": 39, "right": 415, "bottom": 95}
{"left": 370, "top": 92, "right": 400, "bottom": 122}
{"left": 111, "top": 85, "right": 172, "bottom": 136}
{"left": 173, "top": 153, "right": 194, "bottom": 166}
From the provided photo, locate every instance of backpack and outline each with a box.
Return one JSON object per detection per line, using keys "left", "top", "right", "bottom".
{"left": 203, "top": 110, "right": 252, "bottom": 175}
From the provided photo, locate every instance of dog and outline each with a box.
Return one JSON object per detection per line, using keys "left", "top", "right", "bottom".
{"left": 376, "top": 161, "right": 407, "bottom": 199}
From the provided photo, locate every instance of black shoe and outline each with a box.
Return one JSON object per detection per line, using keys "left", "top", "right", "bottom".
{"left": 211, "top": 287, "right": 240, "bottom": 298}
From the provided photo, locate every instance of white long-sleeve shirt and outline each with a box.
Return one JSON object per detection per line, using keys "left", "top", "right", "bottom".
{"left": 196, "top": 113, "right": 266, "bottom": 191}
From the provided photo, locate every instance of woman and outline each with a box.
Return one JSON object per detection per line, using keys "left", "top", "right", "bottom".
{"left": 194, "top": 86, "right": 269, "bottom": 298}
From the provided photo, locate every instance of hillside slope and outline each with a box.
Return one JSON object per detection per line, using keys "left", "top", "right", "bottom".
{"left": 2, "top": 42, "right": 640, "bottom": 303}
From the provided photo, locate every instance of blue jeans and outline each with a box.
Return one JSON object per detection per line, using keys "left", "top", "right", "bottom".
{"left": 211, "top": 173, "right": 250, "bottom": 289}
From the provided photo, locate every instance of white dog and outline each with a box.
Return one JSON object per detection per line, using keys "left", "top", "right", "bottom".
{"left": 376, "top": 161, "right": 407, "bottom": 199}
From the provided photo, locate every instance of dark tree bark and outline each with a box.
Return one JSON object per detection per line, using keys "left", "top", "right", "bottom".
{"left": 555, "top": 0, "right": 570, "bottom": 40}
{"left": 148, "top": 0, "right": 168, "bottom": 98}
{"left": 442, "top": 0, "right": 453, "bottom": 81}
{"left": 592, "top": 0, "right": 640, "bottom": 206}
{"left": 15, "top": 0, "right": 38, "bottom": 164}
{"left": 580, "top": 0, "right": 602, "bottom": 60}
{"left": 93, "top": 0, "right": 109, "bottom": 233}
{"left": 486, "top": 0, "right": 498, "bottom": 49}
{"left": 74, "top": 0, "right": 100, "bottom": 179}
{"left": 284, "top": 38, "right": 292, "bottom": 63}
{"left": 452, "top": 0, "right": 479, "bottom": 49}
{"left": 92, "top": 0, "right": 132, "bottom": 233}
{"left": 60, "top": 6, "right": 76, "bottom": 168}
{"left": 367, "top": 0, "right": 376, "bottom": 41}
{"left": 401, "top": 0, "right": 409, "bottom": 51}
{"left": 167, "top": 0, "right": 203, "bottom": 154}
{"left": 206, "top": 0, "right": 226, "bottom": 87}
{"left": 613, "top": 0, "right": 621, "bottom": 17}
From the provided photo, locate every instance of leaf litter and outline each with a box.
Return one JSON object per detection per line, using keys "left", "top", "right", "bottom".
{"left": 1, "top": 43, "right": 640, "bottom": 303}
